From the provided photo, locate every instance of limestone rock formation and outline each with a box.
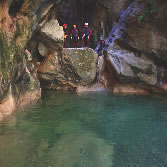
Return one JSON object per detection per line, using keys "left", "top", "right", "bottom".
{"left": 38, "top": 48, "right": 98, "bottom": 90}
{"left": 107, "top": 44, "right": 157, "bottom": 86}
{"left": 40, "top": 19, "right": 64, "bottom": 47}
{"left": 98, "top": 0, "right": 167, "bottom": 94}
{"left": 1, "top": 0, "right": 167, "bottom": 121}
{"left": 0, "top": 0, "right": 73, "bottom": 119}
{"left": 0, "top": 0, "right": 44, "bottom": 119}
{"left": 31, "top": 17, "right": 98, "bottom": 90}
{"left": 63, "top": 48, "right": 98, "bottom": 84}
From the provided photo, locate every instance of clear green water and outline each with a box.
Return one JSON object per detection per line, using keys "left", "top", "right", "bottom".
{"left": 0, "top": 91, "right": 167, "bottom": 167}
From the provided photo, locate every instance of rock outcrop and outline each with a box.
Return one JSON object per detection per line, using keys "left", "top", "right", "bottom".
{"left": 1, "top": 0, "right": 104, "bottom": 120}
{"left": 1, "top": 0, "right": 167, "bottom": 121}
{"left": 0, "top": 0, "right": 72, "bottom": 119}
{"left": 98, "top": 0, "right": 167, "bottom": 94}
{"left": 32, "top": 18, "right": 96, "bottom": 90}
{"left": 38, "top": 47, "right": 98, "bottom": 89}
{"left": 0, "top": 0, "right": 45, "bottom": 120}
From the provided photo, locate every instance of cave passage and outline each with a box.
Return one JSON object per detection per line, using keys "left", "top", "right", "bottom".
{"left": 54, "top": 0, "right": 108, "bottom": 49}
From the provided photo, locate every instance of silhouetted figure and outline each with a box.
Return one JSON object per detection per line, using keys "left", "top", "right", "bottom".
{"left": 81, "top": 23, "right": 91, "bottom": 47}
{"left": 71, "top": 25, "right": 80, "bottom": 48}
{"left": 98, "top": 36, "right": 105, "bottom": 56}
{"left": 63, "top": 24, "right": 69, "bottom": 48}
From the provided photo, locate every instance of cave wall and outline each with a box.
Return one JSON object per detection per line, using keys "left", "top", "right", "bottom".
{"left": 0, "top": 0, "right": 69, "bottom": 119}
{"left": 0, "top": 0, "right": 46, "bottom": 120}
{"left": 101, "top": 0, "right": 167, "bottom": 94}
{"left": 0, "top": 0, "right": 167, "bottom": 120}
{"left": 0, "top": 0, "right": 112, "bottom": 119}
{"left": 54, "top": 0, "right": 128, "bottom": 48}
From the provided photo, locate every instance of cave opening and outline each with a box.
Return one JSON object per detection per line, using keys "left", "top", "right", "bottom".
{"left": 52, "top": 0, "right": 110, "bottom": 49}
{"left": 9, "top": 0, "right": 25, "bottom": 16}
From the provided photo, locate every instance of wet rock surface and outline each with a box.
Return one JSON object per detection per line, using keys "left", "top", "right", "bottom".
{"left": 38, "top": 48, "right": 98, "bottom": 90}
{"left": 40, "top": 19, "right": 64, "bottom": 48}
{"left": 63, "top": 48, "right": 98, "bottom": 85}
{"left": 0, "top": 0, "right": 43, "bottom": 119}
{"left": 107, "top": 44, "right": 157, "bottom": 86}
{"left": 97, "top": 0, "right": 167, "bottom": 94}
{"left": 31, "top": 18, "right": 98, "bottom": 90}
{"left": 1, "top": 0, "right": 167, "bottom": 120}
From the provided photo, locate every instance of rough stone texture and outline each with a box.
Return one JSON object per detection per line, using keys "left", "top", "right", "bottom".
{"left": 108, "top": 44, "right": 157, "bottom": 85}
{"left": 32, "top": 17, "right": 98, "bottom": 90}
{"left": 38, "top": 42, "right": 48, "bottom": 57}
{"left": 0, "top": 0, "right": 42, "bottom": 120}
{"left": 38, "top": 48, "right": 98, "bottom": 90}
{"left": 41, "top": 19, "right": 64, "bottom": 44}
{"left": 98, "top": 0, "right": 167, "bottom": 94}
{"left": 37, "top": 19, "right": 64, "bottom": 52}
{"left": 0, "top": 0, "right": 72, "bottom": 120}
{"left": 63, "top": 48, "right": 98, "bottom": 84}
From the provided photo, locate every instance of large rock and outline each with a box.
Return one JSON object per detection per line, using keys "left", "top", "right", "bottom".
{"left": 40, "top": 19, "right": 64, "bottom": 50}
{"left": 107, "top": 44, "right": 157, "bottom": 85}
{"left": 38, "top": 48, "right": 98, "bottom": 90}
{"left": 37, "top": 18, "right": 98, "bottom": 90}
{"left": 99, "top": 0, "right": 167, "bottom": 94}
{"left": 40, "top": 19, "right": 64, "bottom": 44}
{"left": 63, "top": 48, "right": 98, "bottom": 84}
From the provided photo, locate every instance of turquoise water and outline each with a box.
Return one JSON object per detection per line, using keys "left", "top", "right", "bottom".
{"left": 0, "top": 91, "right": 167, "bottom": 167}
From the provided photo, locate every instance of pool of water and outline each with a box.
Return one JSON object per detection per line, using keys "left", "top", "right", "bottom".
{"left": 0, "top": 91, "right": 167, "bottom": 167}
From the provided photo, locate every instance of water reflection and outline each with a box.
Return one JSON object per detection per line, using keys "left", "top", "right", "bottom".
{"left": 0, "top": 91, "right": 167, "bottom": 167}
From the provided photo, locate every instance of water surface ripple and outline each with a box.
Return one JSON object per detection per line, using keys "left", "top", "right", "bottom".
{"left": 0, "top": 91, "right": 167, "bottom": 167}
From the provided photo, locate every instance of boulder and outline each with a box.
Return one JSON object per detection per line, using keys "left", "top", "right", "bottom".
{"left": 63, "top": 48, "right": 98, "bottom": 85}
{"left": 40, "top": 19, "right": 64, "bottom": 50}
{"left": 107, "top": 44, "right": 157, "bottom": 86}
{"left": 38, "top": 48, "right": 98, "bottom": 90}
{"left": 41, "top": 19, "right": 64, "bottom": 42}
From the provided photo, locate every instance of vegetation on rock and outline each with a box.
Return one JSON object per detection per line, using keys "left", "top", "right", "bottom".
{"left": 138, "top": 0, "right": 159, "bottom": 24}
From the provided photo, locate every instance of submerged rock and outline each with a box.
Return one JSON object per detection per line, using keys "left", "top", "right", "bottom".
{"left": 48, "top": 133, "right": 114, "bottom": 167}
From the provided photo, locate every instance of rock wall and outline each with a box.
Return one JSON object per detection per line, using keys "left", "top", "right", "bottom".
{"left": 53, "top": 0, "right": 129, "bottom": 48}
{"left": 0, "top": 0, "right": 102, "bottom": 120}
{"left": 98, "top": 0, "right": 167, "bottom": 94}
{"left": 0, "top": 0, "right": 80, "bottom": 120}
{"left": 0, "top": 0, "right": 43, "bottom": 120}
{"left": 1, "top": 0, "right": 167, "bottom": 121}
{"left": 34, "top": 19, "right": 98, "bottom": 90}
